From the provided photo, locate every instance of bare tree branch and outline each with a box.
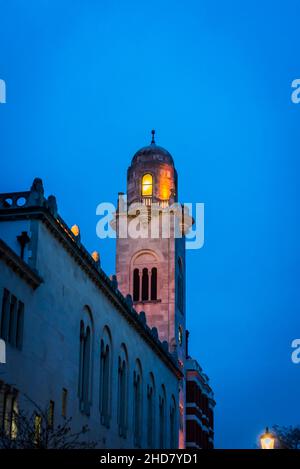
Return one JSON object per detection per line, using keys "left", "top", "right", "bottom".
{"left": 0, "top": 390, "right": 96, "bottom": 449}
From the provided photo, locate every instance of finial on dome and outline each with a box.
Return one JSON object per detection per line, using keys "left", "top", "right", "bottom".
{"left": 151, "top": 129, "right": 155, "bottom": 144}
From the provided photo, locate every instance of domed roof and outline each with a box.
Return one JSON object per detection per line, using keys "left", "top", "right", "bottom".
{"left": 131, "top": 131, "right": 174, "bottom": 166}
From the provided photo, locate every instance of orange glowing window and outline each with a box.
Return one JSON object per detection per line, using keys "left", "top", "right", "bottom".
{"left": 142, "top": 173, "right": 153, "bottom": 196}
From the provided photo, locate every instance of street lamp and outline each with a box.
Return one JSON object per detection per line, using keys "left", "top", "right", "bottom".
{"left": 260, "top": 427, "right": 276, "bottom": 449}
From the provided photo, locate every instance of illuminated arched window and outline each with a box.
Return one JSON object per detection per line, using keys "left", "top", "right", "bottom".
{"left": 142, "top": 174, "right": 153, "bottom": 196}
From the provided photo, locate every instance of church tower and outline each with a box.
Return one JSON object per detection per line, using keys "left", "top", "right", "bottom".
{"left": 116, "top": 131, "right": 187, "bottom": 447}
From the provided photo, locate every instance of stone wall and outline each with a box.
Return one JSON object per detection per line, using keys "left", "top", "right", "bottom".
{"left": 0, "top": 208, "right": 180, "bottom": 449}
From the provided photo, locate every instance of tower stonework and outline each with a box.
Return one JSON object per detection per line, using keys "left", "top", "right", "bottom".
{"left": 116, "top": 133, "right": 186, "bottom": 447}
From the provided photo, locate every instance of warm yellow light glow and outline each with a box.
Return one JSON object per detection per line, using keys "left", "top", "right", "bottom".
{"left": 91, "top": 250, "right": 99, "bottom": 262}
{"left": 260, "top": 428, "right": 275, "bottom": 449}
{"left": 71, "top": 224, "right": 80, "bottom": 237}
{"left": 11, "top": 399, "right": 18, "bottom": 440}
{"left": 34, "top": 414, "right": 42, "bottom": 445}
{"left": 159, "top": 175, "right": 171, "bottom": 200}
{"left": 161, "top": 184, "right": 169, "bottom": 200}
{"left": 142, "top": 173, "right": 153, "bottom": 196}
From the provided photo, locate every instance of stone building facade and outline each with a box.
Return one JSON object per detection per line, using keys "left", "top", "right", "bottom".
{"left": 0, "top": 178, "right": 181, "bottom": 448}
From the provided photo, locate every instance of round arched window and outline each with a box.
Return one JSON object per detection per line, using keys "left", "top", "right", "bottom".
{"left": 142, "top": 174, "right": 153, "bottom": 196}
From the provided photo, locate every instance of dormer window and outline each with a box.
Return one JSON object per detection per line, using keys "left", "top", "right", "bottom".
{"left": 141, "top": 174, "right": 153, "bottom": 196}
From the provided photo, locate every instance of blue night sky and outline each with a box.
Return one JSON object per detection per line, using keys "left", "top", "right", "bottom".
{"left": 1, "top": 0, "right": 300, "bottom": 448}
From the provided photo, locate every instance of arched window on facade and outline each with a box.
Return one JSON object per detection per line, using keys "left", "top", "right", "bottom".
{"left": 132, "top": 252, "right": 159, "bottom": 303}
{"left": 159, "top": 385, "right": 166, "bottom": 449}
{"left": 133, "top": 360, "right": 143, "bottom": 447}
{"left": 147, "top": 373, "right": 155, "bottom": 448}
{"left": 141, "top": 173, "right": 153, "bottom": 197}
{"left": 100, "top": 327, "right": 112, "bottom": 428}
{"left": 170, "top": 395, "right": 177, "bottom": 449}
{"left": 117, "top": 344, "right": 128, "bottom": 438}
{"left": 142, "top": 268, "right": 149, "bottom": 301}
{"left": 78, "top": 307, "right": 93, "bottom": 415}
{"left": 151, "top": 267, "right": 157, "bottom": 301}
{"left": 133, "top": 269, "right": 140, "bottom": 302}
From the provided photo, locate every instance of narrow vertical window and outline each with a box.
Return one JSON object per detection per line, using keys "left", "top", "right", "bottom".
{"left": 3, "top": 391, "right": 12, "bottom": 437}
{"left": 62, "top": 389, "right": 67, "bottom": 418}
{"left": 120, "top": 361, "right": 126, "bottom": 434}
{"left": 133, "top": 268, "right": 140, "bottom": 302}
{"left": 8, "top": 295, "right": 17, "bottom": 346}
{"left": 100, "top": 340, "right": 110, "bottom": 427}
{"left": 34, "top": 414, "right": 42, "bottom": 446}
{"left": 11, "top": 397, "right": 18, "bottom": 440}
{"left": 82, "top": 327, "right": 91, "bottom": 413}
{"left": 133, "top": 364, "right": 142, "bottom": 447}
{"left": 78, "top": 321, "right": 84, "bottom": 402}
{"left": 117, "top": 346, "right": 128, "bottom": 438}
{"left": 142, "top": 268, "right": 149, "bottom": 301}
{"left": 142, "top": 173, "right": 153, "bottom": 196}
{"left": 159, "top": 394, "right": 165, "bottom": 449}
{"left": 147, "top": 380, "right": 155, "bottom": 448}
{"left": 103, "top": 345, "right": 109, "bottom": 419}
{"left": 0, "top": 289, "right": 10, "bottom": 341}
{"left": 16, "top": 301, "right": 24, "bottom": 350}
{"left": 170, "top": 397, "right": 176, "bottom": 449}
{"left": 117, "top": 359, "right": 124, "bottom": 435}
{"left": 170, "top": 407, "right": 175, "bottom": 448}
{"left": 151, "top": 267, "right": 157, "bottom": 300}
{"left": 78, "top": 314, "right": 92, "bottom": 415}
